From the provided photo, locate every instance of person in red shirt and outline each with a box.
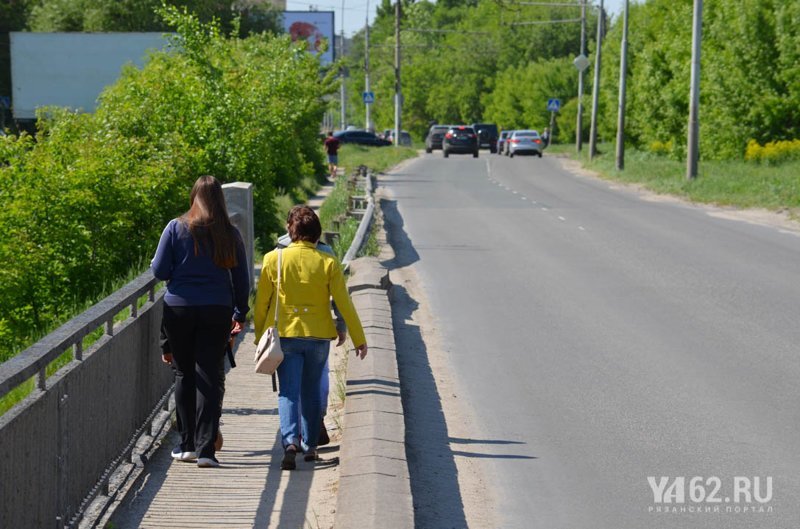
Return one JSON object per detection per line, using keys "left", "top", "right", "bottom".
{"left": 323, "top": 131, "right": 340, "bottom": 179}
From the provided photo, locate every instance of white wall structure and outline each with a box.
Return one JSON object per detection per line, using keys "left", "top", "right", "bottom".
{"left": 10, "top": 32, "right": 170, "bottom": 120}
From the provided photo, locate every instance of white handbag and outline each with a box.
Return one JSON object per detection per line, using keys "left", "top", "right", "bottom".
{"left": 254, "top": 249, "right": 284, "bottom": 375}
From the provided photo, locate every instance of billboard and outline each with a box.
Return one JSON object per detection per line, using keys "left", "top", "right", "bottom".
{"left": 10, "top": 32, "right": 169, "bottom": 120}
{"left": 282, "top": 11, "right": 335, "bottom": 65}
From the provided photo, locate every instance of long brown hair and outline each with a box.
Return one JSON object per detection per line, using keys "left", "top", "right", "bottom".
{"left": 180, "top": 175, "right": 237, "bottom": 268}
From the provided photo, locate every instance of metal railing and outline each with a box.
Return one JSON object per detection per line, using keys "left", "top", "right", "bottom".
{"left": 0, "top": 271, "right": 172, "bottom": 529}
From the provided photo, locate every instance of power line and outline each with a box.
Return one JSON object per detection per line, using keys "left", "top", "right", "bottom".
{"left": 404, "top": 28, "right": 493, "bottom": 35}
{"left": 508, "top": 17, "right": 582, "bottom": 25}
{"left": 507, "top": 1, "right": 584, "bottom": 6}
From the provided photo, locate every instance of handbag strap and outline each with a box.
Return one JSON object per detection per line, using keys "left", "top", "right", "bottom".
{"left": 273, "top": 248, "right": 282, "bottom": 327}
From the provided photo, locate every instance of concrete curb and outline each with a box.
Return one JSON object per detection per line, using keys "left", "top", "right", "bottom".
{"left": 336, "top": 256, "right": 413, "bottom": 529}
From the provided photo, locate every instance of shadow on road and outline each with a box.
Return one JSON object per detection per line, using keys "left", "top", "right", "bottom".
{"left": 381, "top": 197, "right": 467, "bottom": 528}
{"left": 380, "top": 199, "right": 420, "bottom": 269}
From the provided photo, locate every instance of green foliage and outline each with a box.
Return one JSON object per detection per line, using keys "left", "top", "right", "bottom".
{"left": 344, "top": 0, "right": 589, "bottom": 140}
{"left": 27, "top": 0, "right": 281, "bottom": 35}
{"left": 343, "top": 0, "right": 798, "bottom": 161}
{"left": 483, "top": 57, "right": 575, "bottom": 132}
{"left": 601, "top": 0, "right": 800, "bottom": 160}
{"left": 0, "top": 9, "right": 333, "bottom": 361}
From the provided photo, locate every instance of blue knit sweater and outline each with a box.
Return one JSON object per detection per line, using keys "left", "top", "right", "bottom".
{"left": 151, "top": 219, "right": 250, "bottom": 322}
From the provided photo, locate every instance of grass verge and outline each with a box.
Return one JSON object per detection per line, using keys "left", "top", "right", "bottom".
{"left": 338, "top": 144, "right": 418, "bottom": 175}
{"left": 547, "top": 142, "right": 800, "bottom": 219}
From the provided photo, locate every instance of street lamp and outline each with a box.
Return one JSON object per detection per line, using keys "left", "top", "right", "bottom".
{"left": 365, "top": 0, "right": 372, "bottom": 131}
{"left": 340, "top": 0, "right": 346, "bottom": 130}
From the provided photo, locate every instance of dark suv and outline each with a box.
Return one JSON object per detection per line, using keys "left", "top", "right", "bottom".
{"left": 471, "top": 123, "right": 499, "bottom": 153}
{"left": 443, "top": 126, "right": 479, "bottom": 158}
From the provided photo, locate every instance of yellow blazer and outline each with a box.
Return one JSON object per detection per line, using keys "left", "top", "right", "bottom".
{"left": 253, "top": 241, "right": 366, "bottom": 347}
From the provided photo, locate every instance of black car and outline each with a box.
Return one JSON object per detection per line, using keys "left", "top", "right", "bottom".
{"left": 424, "top": 124, "right": 450, "bottom": 153}
{"left": 443, "top": 125, "right": 479, "bottom": 158}
{"left": 333, "top": 129, "right": 391, "bottom": 146}
{"left": 471, "top": 123, "right": 499, "bottom": 153}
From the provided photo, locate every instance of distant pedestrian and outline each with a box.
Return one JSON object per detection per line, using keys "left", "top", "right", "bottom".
{"left": 542, "top": 127, "right": 551, "bottom": 147}
{"left": 323, "top": 131, "right": 340, "bottom": 179}
{"left": 152, "top": 175, "right": 250, "bottom": 468}
{"left": 254, "top": 206, "right": 367, "bottom": 470}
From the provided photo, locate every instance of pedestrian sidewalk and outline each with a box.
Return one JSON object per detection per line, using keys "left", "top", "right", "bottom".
{"left": 107, "top": 330, "right": 345, "bottom": 529}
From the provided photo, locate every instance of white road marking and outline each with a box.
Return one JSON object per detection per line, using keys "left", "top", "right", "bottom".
{"left": 579, "top": 226, "right": 586, "bottom": 231}
{"left": 558, "top": 216, "right": 566, "bottom": 221}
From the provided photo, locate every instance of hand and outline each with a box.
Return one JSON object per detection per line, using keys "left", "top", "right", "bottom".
{"left": 355, "top": 343, "right": 368, "bottom": 360}
{"left": 231, "top": 319, "right": 244, "bottom": 335}
{"left": 336, "top": 331, "right": 346, "bottom": 347}
{"left": 161, "top": 353, "right": 173, "bottom": 365}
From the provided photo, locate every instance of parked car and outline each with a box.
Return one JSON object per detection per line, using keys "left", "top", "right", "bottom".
{"left": 425, "top": 125, "right": 450, "bottom": 153}
{"left": 471, "top": 123, "right": 499, "bottom": 153}
{"left": 334, "top": 129, "right": 392, "bottom": 146}
{"left": 497, "top": 130, "right": 512, "bottom": 155}
{"left": 387, "top": 130, "right": 413, "bottom": 146}
{"left": 507, "top": 130, "right": 543, "bottom": 158}
{"left": 443, "top": 125, "right": 479, "bottom": 158}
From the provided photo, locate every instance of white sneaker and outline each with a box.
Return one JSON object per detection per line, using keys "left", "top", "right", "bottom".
{"left": 197, "top": 457, "right": 220, "bottom": 468}
{"left": 171, "top": 447, "right": 198, "bottom": 462}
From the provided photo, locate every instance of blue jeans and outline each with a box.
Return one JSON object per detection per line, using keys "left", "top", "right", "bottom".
{"left": 277, "top": 337, "right": 330, "bottom": 451}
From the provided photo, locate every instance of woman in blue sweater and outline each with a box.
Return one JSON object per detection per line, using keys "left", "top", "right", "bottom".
{"left": 151, "top": 175, "right": 250, "bottom": 468}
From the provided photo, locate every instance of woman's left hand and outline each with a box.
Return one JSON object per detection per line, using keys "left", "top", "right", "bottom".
{"left": 231, "top": 319, "right": 244, "bottom": 335}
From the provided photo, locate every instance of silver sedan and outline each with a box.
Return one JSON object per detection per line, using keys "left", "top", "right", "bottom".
{"left": 508, "top": 130, "right": 543, "bottom": 158}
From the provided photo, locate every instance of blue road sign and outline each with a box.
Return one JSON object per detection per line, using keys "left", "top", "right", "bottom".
{"left": 0, "top": 96, "right": 10, "bottom": 109}
{"left": 547, "top": 98, "right": 561, "bottom": 112}
{"left": 363, "top": 91, "right": 375, "bottom": 104}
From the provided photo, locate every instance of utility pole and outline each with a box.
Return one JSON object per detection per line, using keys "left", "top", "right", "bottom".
{"left": 365, "top": 0, "right": 372, "bottom": 131}
{"left": 576, "top": 0, "right": 586, "bottom": 153}
{"left": 340, "top": 0, "right": 347, "bottom": 130}
{"left": 394, "top": 0, "right": 402, "bottom": 147}
{"left": 615, "top": 0, "right": 629, "bottom": 170}
{"left": 588, "top": 0, "right": 603, "bottom": 160}
{"left": 687, "top": 0, "right": 702, "bottom": 179}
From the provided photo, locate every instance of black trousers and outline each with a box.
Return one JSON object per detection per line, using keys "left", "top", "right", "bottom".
{"left": 162, "top": 304, "right": 231, "bottom": 459}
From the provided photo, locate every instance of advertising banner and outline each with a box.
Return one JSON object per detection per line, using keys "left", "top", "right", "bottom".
{"left": 282, "top": 11, "right": 335, "bottom": 65}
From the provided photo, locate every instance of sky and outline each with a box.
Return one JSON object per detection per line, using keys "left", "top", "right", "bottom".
{"left": 284, "top": 0, "right": 628, "bottom": 38}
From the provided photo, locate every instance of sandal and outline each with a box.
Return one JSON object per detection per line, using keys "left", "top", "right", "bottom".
{"left": 281, "top": 445, "right": 297, "bottom": 470}
{"left": 304, "top": 449, "right": 318, "bottom": 462}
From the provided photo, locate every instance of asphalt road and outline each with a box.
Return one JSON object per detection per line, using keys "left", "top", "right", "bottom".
{"left": 380, "top": 150, "right": 800, "bottom": 528}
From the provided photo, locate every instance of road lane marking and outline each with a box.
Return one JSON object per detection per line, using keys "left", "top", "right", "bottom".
{"left": 558, "top": 216, "right": 566, "bottom": 221}
{"left": 579, "top": 226, "right": 586, "bottom": 231}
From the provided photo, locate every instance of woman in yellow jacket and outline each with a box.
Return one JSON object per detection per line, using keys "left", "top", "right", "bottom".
{"left": 254, "top": 205, "right": 368, "bottom": 470}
